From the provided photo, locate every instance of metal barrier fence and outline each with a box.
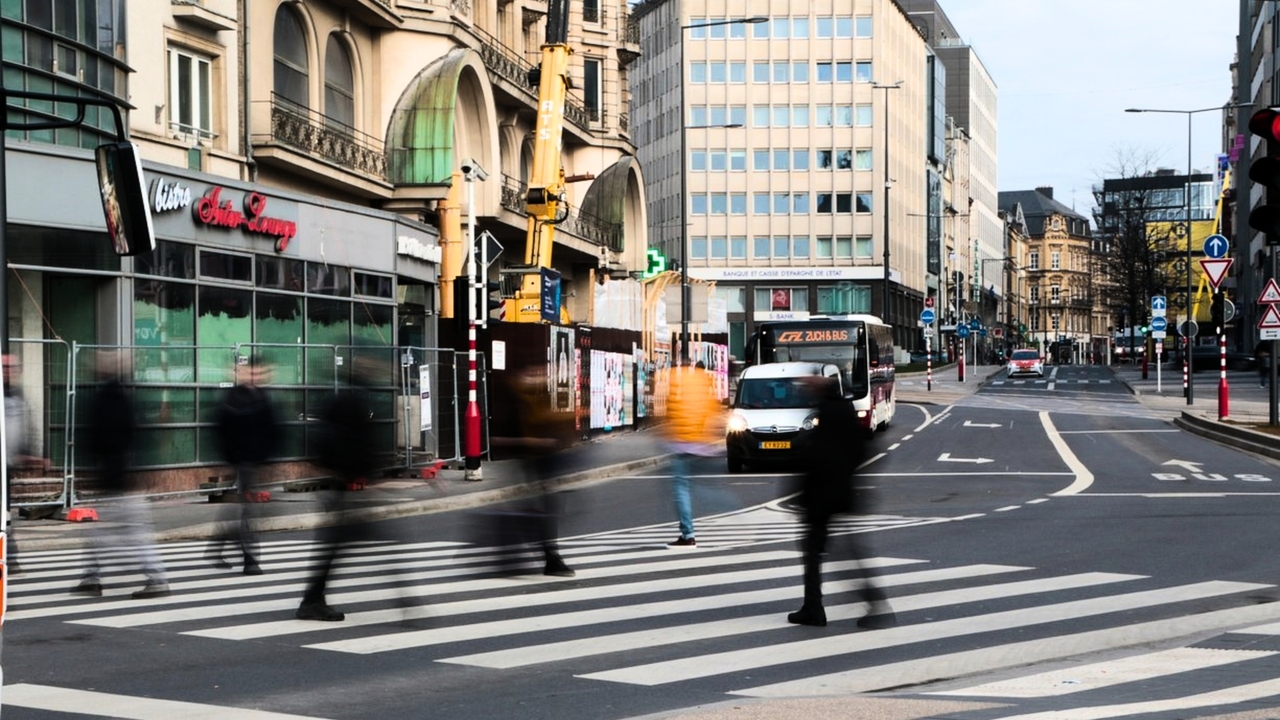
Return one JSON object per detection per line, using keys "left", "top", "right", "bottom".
{"left": 7, "top": 340, "right": 487, "bottom": 510}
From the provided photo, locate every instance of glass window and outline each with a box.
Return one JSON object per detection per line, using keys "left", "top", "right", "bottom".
{"left": 753, "top": 150, "right": 769, "bottom": 171}
{"left": 816, "top": 17, "right": 833, "bottom": 38}
{"left": 770, "top": 17, "right": 789, "bottom": 38}
{"left": 772, "top": 149, "right": 789, "bottom": 171}
{"left": 753, "top": 193, "right": 770, "bottom": 214}
{"left": 838, "top": 236, "right": 855, "bottom": 258}
{"left": 691, "top": 194, "right": 708, "bottom": 214}
{"left": 690, "top": 105, "right": 708, "bottom": 126}
{"left": 199, "top": 251, "right": 252, "bottom": 282}
{"left": 709, "top": 62, "right": 727, "bottom": 83}
{"left": 715, "top": 285, "right": 746, "bottom": 312}
{"left": 688, "top": 19, "right": 707, "bottom": 39}
{"left": 256, "top": 255, "right": 304, "bottom": 290}
{"left": 772, "top": 105, "right": 789, "bottom": 127}
{"left": 710, "top": 193, "right": 727, "bottom": 214}
{"left": 138, "top": 241, "right": 196, "bottom": 279}
{"left": 793, "top": 236, "right": 810, "bottom": 258}
{"left": 856, "top": 61, "right": 873, "bottom": 82}
{"left": 855, "top": 235, "right": 873, "bottom": 258}
{"left": 816, "top": 236, "right": 832, "bottom": 258}
{"left": 730, "top": 193, "right": 747, "bottom": 214}
{"left": 855, "top": 104, "right": 873, "bottom": 126}
{"left": 835, "top": 17, "right": 853, "bottom": 37}
{"left": 836, "top": 149, "right": 853, "bottom": 170}
{"left": 836, "top": 62, "right": 853, "bottom": 83}
{"left": 773, "top": 193, "right": 789, "bottom": 214}
{"left": 169, "top": 47, "right": 213, "bottom": 136}
{"left": 307, "top": 262, "right": 351, "bottom": 296}
{"left": 709, "top": 150, "right": 726, "bottom": 171}
{"left": 792, "top": 18, "right": 809, "bottom": 38}
{"left": 792, "top": 62, "right": 808, "bottom": 83}
{"left": 816, "top": 193, "right": 832, "bottom": 213}
{"left": 816, "top": 62, "right": 832, "bottom": 83}
{"left": 710, "top": 236, "right": 728, "bottom": 258}
{"left": 792, "top": 150, "right": 809, "bottom": 170}
{"left": 836, "top": 193, "right": 853, "bottom": 213}
{"left": 753, "top": 61, "right": 770, "bottom": 83}
{"left": 134, "top": 281, "right": 196, "bottom": 382}
{"left": 691, "top": 236, "right": 708, "bottom": 259}
{"left": 730, "top": 150, "right": 746, "bottom": 171}
{"left": 708, "top": 18, "right": 726, "bottom": 39}
{"left": 323, "top": 34, "right": 354, "bottom": 129}
{"left": 753, "top": 105, "right": 769, "bottom": 127}
{"left": 1029, "top": 250, "right": 1039, "bottom": 270}
{"left": 836, "top": 105, "right": 854, "bottom": 126}
{"left": 307, "top": 298, "right": 350, "bottom": 386}
{"left": 792, "top": 106, "right": 808, "bottom": 127}
{"left": 856, "top": 193, "right": 872, "bottom": 213}
{"left": 690, "top": 151, "right": 707, "bottom": 171}
{"left": 731, "top": 236, "right": 747, "bottom": 259}
{"left": 729, "top": 105, "right": 747, "bottom": 125}
{"left": 772, "top": 62, "right": 788, "bottom": 83}
{"left": 793, "top": 193, "right": 810, "bottom": 213}
{"left": 729, "top": 62, "right": 746, "bottom": 83}
{"left": 752, "top": 19, "right": 769, "bottom": 38}
{"left": 753, "top": 236, "right": 770, "bottom": 259}
{"left": 729, "top": 20, "right": 748, "bottom": 39}
{"left": 256, "top": 293, "right": 305, "bottom": 384}
{"left": 709, "top": 105, "right": 727, "bottom": 125}
{"left": 690, "top": 62, "right": 707, "bottom": 83}
{"left": 855, "top": 148, "right": 873, "bottom": 170}
{"left": 817, "top": 150, "right": 832, "bottom": 169}
{"left": 773, "top": 236, "right": 789, "bottom": 258}
{"left": 197, "top": 286, "right": 252, "bottom": 382}
{"left": 816, "top": 106, "right": 833, "bottom": 127}
{"left": 856, "top": 16, "right": 872, "bottom": 37}
{"left": 1051, "top": 251, "right": 1061, "bottom": 269}
{"left": 273, "top": 4, "right": 309, "bottom": 107}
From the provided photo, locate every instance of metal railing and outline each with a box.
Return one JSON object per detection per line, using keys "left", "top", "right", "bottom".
{"left": 255, "top": 94, "right": 389, "bottom": 181}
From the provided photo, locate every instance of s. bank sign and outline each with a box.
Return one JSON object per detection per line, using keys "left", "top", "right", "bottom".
{"left": 149, "top": 177, "right": 299, "bottom": 252}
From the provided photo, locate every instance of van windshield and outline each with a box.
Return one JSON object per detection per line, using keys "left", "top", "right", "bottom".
{"left": 734, "top": 377, "right": 821, "bottom": 410}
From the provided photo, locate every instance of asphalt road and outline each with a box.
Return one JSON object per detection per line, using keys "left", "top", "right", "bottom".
{"left": 7, "top": 365, "right": 1280, "bottom": 720}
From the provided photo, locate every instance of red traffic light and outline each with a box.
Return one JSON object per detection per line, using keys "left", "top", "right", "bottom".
{"left": 1249, "top": 108, "right": 1280, "bottom": 142}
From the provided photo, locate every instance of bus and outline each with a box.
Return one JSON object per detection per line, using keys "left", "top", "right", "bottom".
{"left": 743, "top": 315, "right": 896, "bottom": 432}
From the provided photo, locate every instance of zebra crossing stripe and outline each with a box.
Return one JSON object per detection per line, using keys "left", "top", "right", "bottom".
{"left": 69, "top": 549, "right": 807, "bottom": 629}
{"left": 304, "top": 563, "right": 1028, "bottom": 655}
{"left": 577, "top": 580, "right": 1264, "bottom": 686}
{"left": 442, "top": 571, "right": 1140, "bottom": 671}
{"left": 202, "top": 556, "right": 926, "bottom": 643}
{"left": 3, "top": 683, "right": 333, "bottom": 719}
{"left": 927, "top": 647, "right": 1278, "bottom": 698}
{"left": 983, "top": 676, "right": 1280, "bottom": 720}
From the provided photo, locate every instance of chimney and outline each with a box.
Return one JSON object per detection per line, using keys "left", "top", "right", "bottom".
{"left": 1035, "top": 186, "right": 1054, "bottom": 200}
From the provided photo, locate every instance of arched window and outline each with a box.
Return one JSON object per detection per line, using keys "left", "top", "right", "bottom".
{"left": 324, "top": 35, "right": 354, "bottom": 130}
{"left": 273, "top": 5, "right": 308, "bottom": 108}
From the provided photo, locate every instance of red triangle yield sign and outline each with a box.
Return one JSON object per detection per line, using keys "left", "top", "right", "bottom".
{"left": 1199, "top": 258, "right": 1233, "bottom": 292}
{"left": 1261, "top": 278, "right": 1280, "bottom": 305}
{"left": 1260, "top": 303, "right": 1280, "bottom": 330}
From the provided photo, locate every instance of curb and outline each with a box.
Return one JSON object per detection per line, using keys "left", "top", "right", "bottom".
{"left": 1173, "top": 412, "right": 1280, "bottom": 461}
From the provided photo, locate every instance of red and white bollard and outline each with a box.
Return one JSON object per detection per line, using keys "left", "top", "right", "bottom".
{"left": 1218, "top": 331, "right": 1230, "bottom": 421}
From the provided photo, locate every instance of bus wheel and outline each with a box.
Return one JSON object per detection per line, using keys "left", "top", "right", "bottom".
{"left": 727, "top": 456, "right": 744, "bottom": 473}
{"left": 876, "top": 418, "right": 890, "bottom": 432}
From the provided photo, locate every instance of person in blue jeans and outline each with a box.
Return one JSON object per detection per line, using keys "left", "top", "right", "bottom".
{"left": 660, "top": 361, "right": 723, "bottom": 547}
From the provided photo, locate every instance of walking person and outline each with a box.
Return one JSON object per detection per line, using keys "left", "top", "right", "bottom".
{"left": 787, "top": 376, "right": 893, "bottom": 629}
{"left": 2, "top": 353, "right": 41, "bottom": 573}
{"left": 206, "top": 355, "right": 280, "bottom": 575}
{"left": 72, "top": 350, "right": 169, "bottom": 599}
{"left": 660, "top": 360, "right": 724, "bottom": 547}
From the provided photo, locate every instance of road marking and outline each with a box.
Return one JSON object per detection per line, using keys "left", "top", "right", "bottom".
{"left": 3, "top": 683, "right": 333, "bottom": 719}
{"left": 578, "top": 580, "right": 1259, "bottom": 686}
{"left": 938, "top": 452, "right": 993, "bottom": 464}
{"left": 930, "top": 647, "right": 1276, "bottom": 698}
{"left": 980, "top": 677, "right": 1280, "bottom": 720}
{"left": 994, "top": 506, "right": 1020, "bottom": 512}
{"left": 1056, "top": 429, "right": 1180, "bottom": 434}
{"left": 1044, "top": 410, "right": 1094, "bottom": 496}
{"left": 861, "top": 472, "right": 1074, "bottom": 477}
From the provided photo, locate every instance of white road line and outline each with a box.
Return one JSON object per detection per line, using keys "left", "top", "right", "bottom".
{"left": 307, "top": 563, "right": 1026, "bottom": 655}
{"left": 1043, "top": 410, "right": 1094, "bottom": 496}
{"left": 985, "top": 677, "right": 1280, "bottom": 720}
{"left": 930, "top": 647, "right": 1276, "bottom": 698}
{"left": 1056, "top": 429, "right": 1180, "bottom": 434}
{"left": 994, "top": 506, "right": 1020, "bottom": 512}
{"left": 3, "top": 683, "right": 334, "bottom": 719}
{"left": 577, "top": 580, "right": 1258, "bottom": 686}
{"left": 443, "top": 572, "right": 1140, "bottom": 671}
{"left": 733, "top": 601, "right": 1280, "bottom": 698}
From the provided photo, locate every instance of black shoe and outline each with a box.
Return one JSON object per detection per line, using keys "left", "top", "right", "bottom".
{"left": 857, "top": 611, "right": 897, "bottom": 630}
{"left": 668, "top": 536, "right": 697, "bottom": 547}
{"left": 296, "top": 602, "right": 345, "bottom": 621}
{"left": 132, "top": 582, "right": 171, "bottom": 599}
{"left": 544, "top": 560, "right": 576, "bottom": 577}
{"left": 243, "top": 562, "right": 263, "bottom": 576}
{"left": 787, "top": 606, "right": 827, "bottom": 627}
{"left": 71, "top": 581, "right": 103, "bottom": 597}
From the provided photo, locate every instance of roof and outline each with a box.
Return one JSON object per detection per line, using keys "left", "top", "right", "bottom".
{"left": 998, "top": 189, "right": 1092, "bottom": 237}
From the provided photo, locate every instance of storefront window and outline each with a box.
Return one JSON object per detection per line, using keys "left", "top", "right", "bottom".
{"left": 307, "top": 298, "right": 349, "bottom": 385}
{"left": 308, "top": 262, "right": 350, "bottom": 296}
{"left": 136, "top": 241, "right": 195, "bottom": 279}
{"left": 199, "top": 250, "right": 252, "bottom": 282}
{"left": 256, "top": 292, "right": 304, "bottom": 384}
{"left": 257, "top": 255, "right": 305, "bottom": 291}
{"left": 353, "top": 302, "right": 393, "bottom": 347}
{"left": 196, "top": 286, "right": 252, "bottom": 383}
{"left": 134, "top": 280, "right": 195, "bottom": 383}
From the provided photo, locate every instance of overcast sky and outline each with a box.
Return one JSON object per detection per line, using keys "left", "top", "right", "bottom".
{"left": 941, "top": 1, "right": 1241, "bottom": 217}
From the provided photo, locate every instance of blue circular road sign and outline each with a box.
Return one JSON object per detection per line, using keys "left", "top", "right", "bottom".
{"left": 956, "top": 325, "right": 970, "bottom": 338}
{"left": 1202, "top": 234, "right": 1229, "bottom": 259}
{"left": 968, "top": 318, "right": 980, "bottom": 330}
{"left": 920, "top": 309, "right": 936, "bottom": 324}
{"left": 1150, "top": 316, "right": 1168, "bottom": 332}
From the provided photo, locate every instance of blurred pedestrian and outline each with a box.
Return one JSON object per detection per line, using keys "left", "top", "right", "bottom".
{"left": 2, "top": 352, "right": 37, "bottom": 573}
{"left": 206, "top": 354, "right": 280, "bottom": 575}
{"left": 72, "top": 350, "right": 169, "bottom": 599}
{"left": 296, "top": 357, "right": 380, "bottom": 621}
{"left": 485, "top": 366, "right": 575, "bottom": 577}
{"left": 1257, "top": 341, "right": 1271, "bottom": 388}
{"left": 787, "top": 376, "right": 893, "bottom": 629}
{"left": 660, "top": 360, "right": 724, "bottom": 547}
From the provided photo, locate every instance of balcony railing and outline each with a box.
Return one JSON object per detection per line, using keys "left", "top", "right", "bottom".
{"left": 260, "top": 94, "right": 388, "bottom": 181}
{"left": 471, "top": 26, "right": 591, "bottom": 131}
{"left": 499, "top": 173, "right": 622, "bottom": 251}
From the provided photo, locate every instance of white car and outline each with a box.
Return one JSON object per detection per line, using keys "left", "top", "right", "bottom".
{"left": 1006, "top": 349, "right": 1044, "bottom": 378}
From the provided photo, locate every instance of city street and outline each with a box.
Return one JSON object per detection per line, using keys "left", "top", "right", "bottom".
{"left": 7, "top": 365, "right": 1280, "bottom": 719}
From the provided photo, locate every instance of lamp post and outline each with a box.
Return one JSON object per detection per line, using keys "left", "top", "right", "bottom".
{"left": 872, "top": 81, "right": 902, "bottom": 332}
{"left": 1126, "top": 103, "right": 1250, "bottom": 404}
{"left": 678, "top": 14, "right": 766, "bottom": 364}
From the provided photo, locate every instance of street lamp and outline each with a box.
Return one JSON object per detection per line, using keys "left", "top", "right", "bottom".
{"left": 1126, "top": 103, "right": 1250, "bottom": 404}
{"left": 678, "top": 15, "right": 767, "bottom": 364}
{"left": 872, "top": 81, "right": 902, "bottom": 330}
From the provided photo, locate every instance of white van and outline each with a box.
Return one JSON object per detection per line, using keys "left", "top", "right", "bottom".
{"left": 725, "top": 361, "right": 843, "bottom": 473}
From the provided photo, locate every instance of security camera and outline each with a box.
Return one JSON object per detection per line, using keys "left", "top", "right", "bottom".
{"left": 461, "top": 160, "right": 489, "bottom": 182}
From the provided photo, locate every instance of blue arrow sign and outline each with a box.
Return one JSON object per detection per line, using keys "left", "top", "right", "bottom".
{"left": 920, "top": 309, "right": 935, "bottom": 324}
{"left": 968, "top": 318, "right": 980, "bottom": 330}
{"left": 1151, "top": 295, "right": 1167, "bottom": 311}
{"left": 1150, "top": 316, "right": 1168, "bottom": 332}
{"left": 956, "top": 325, "right": 970, "bottom": 338}
{"left": 1203, "top": 234, "right": 1229, "bottom": 259}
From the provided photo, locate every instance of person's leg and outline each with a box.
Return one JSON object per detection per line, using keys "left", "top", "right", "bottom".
{"left": 237, "top": 464, "right": 262, "bottom": 573}
{"left": 116, "top": 494, "right": 170, "bottom": 598}
{"left": 669, "top": 453, "right": 695, "bottom": 543}
{"left": 297, "top": 489, "right": 346, "bottom": 620}
{"left": 789, "top": 511, "right": 829, "bottom": 626}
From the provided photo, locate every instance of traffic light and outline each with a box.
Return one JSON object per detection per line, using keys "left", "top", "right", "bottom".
{"left": 1248, "top": 108, "right": 1280, "bottom": 245}
{"left": 1210, "top": 293, "right": 1225, "bottom": 327}
{"left": 482, "top": 280, "right": 503, "bottom": 326}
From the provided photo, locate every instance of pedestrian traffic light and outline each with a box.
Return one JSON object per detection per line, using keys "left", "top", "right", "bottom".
{"left": 1248, "top": 108, "right": 1280, "bottom": 245}
{"left": 483, "top": 280, "right": 503, "bottom": 326}
{"left": 1210, "top": 293, "right": 1225, "bottom": 327}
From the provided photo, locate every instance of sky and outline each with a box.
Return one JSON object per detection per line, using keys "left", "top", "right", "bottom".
{"left": 941, "top": 1, "right": 1241, "bottom": 218}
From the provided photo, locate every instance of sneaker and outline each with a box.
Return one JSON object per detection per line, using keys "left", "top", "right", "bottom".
{"left": 543, "top": 560, "right": 576, "bottom": 577}
{"left": 71, "top": 581, "right": 103, "bottom": 597}
{"left": 787, "top": 606, "right": 827, "bottom": 627}
{"left": 667, "top": 536, "right": 697, "bottom": 547}
{"left": 132, "top": 582, "right": 171, "bottom": 599}
{"left": 296, "top": 602, "right": 345, "bottom": 621}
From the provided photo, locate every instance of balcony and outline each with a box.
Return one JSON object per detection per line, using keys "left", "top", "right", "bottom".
{"left": 331, "top": 0, "right": 403, "bottom": 29}
{"left": 170, "top": 0, "right": 237, "bottom": 32}
{"left": 472, "top": 25, "right": 591, "bottom": 133}
{"left": 499, "top": 173, "right": 622, "bottom": 252}
{"left": 251, "top": 94, "right": 391, "bottom": 198}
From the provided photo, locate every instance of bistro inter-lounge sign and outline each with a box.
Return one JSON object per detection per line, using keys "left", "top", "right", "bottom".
{"left": 193, "top": 186, "right": 298, "bottom": 252}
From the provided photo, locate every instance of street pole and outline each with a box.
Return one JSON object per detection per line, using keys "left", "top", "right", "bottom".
{"left": 463, "top": 170, "right": 482, "bottom": 480}
{"left": 873, "top": 82, "right": 901, "bottom": 333}
{"left": 1186, "top": 111, "right": 1194, "bottom": 405}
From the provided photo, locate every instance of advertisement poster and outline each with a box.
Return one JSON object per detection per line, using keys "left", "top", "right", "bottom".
{"left": 418, "top": 365, "right": 432, "bottom": 431}
{"left": 551, "top": 326, "right": 575, "bottom": 412}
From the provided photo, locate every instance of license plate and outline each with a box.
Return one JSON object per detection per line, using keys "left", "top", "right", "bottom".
{"left": 760, "top": 441, "right": 791, "bottom": 450}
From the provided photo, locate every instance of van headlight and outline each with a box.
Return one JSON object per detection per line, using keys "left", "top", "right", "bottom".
{"left": 727, "top": 413, "right": 748, "bottom": 433}
{"left": 802, "top": 414, "right": 819, "bottom": 430}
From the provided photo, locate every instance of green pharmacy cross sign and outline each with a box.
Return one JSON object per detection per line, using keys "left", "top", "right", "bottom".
{"left": 643, "top": 248, "right": 667, "bottom": 278}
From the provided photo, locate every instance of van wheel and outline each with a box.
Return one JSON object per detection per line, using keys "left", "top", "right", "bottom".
{"left": 876, "top": 419, "right": 889, "bottom": 432}
{"left": 727, "top": 456, "right": 744, "bottom": 473}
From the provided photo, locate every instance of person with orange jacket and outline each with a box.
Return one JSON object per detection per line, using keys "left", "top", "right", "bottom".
{"left": 660, "top": 361, "right": 724, "bottom": 547}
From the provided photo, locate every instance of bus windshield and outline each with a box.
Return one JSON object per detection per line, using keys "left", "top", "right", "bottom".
{"left": 770, "top": 345, "right": 865, "bottom": 396}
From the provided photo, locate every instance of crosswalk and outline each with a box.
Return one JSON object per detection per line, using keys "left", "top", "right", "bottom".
{"left": 8, "top": 525, "right": 1280, "bottom": 719}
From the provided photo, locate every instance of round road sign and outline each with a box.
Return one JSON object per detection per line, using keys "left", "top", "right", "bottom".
{"left": 1179, "top": 320, "right": 1198, "bottom": 338}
